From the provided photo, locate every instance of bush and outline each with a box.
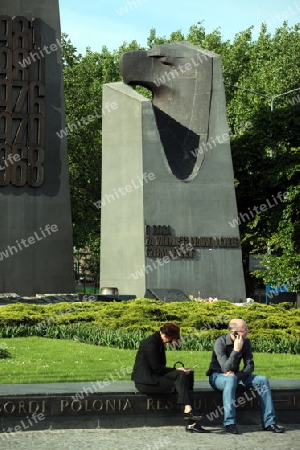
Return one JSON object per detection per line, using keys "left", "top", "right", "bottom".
{"left": 0, "top": 299, "right": 299, "bottom": 353}
{"left": 0, "top": 343, "right": 12, "bottom": 358}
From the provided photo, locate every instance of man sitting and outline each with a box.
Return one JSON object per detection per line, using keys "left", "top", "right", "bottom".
{"left": 206, "top": 318, "right": 285, "bottom": 434}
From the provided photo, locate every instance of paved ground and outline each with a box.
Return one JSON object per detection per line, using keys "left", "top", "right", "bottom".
{"left": 1, "top": 380, "right": 299, "bottom": 449}
{"left": 1, "top": 424, "right": 300, "bottom": 450}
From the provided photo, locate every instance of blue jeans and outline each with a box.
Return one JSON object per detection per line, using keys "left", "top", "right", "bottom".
{"left": 209, "top": 373, "right": 276, "bottom": 427}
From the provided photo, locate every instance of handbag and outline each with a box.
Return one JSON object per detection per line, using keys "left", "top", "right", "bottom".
{"left": 173, "top": 361, "right": 194, "bottom": 390}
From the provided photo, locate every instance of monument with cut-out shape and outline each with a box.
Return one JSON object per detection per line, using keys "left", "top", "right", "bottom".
{"left": 100, "top": 42, "right": 246, "bottom": 301}
{"left": 0, "top": 0, "right": 74, "bottom": 295}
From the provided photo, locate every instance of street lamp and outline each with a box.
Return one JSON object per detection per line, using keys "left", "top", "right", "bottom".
{"left": 225, "top": 84, "right": 300, "bottom": 110}
{"left": 270, "top": 87, "right": 300, "bottom": 111}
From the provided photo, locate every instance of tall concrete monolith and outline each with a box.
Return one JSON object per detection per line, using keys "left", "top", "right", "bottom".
{"left": 100, "top": 42, "right": 246, "bottom": 301}
{"left": 0, "top": 0, "right": 75, "bottom": 295}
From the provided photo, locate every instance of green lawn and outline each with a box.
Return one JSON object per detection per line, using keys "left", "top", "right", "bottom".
{"left": 0, "top": 337, "right": 299, "bottom": 384}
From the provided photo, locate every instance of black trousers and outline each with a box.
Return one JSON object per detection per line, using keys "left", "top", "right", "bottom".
{"left": 135, "top": 370, "right": 193, "bottom": 406}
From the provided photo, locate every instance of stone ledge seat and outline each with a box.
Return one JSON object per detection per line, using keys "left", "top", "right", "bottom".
{"left": 0, "top": 379, "right": 299, "bottom": 430}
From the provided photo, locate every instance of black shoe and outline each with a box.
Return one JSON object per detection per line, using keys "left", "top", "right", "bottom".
{"left": 186, "top": 423, "right": 210, "bottom": 433}
{"left": 264, "top": 424, "right": 285, "bottom": 433}
{"left": 225, "top": 424, "right": 239, "bottom": 434}
{"left": 183, "top": 409, "right": 203, "bottom": 421}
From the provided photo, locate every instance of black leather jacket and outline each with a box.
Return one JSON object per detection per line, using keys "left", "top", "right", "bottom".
{"left": 131, "top": 331, "right": 176, "bottom": 385}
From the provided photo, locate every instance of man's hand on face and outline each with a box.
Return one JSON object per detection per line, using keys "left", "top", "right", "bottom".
{"left": 233, "top": 334, "right": 244, "bottom": 352}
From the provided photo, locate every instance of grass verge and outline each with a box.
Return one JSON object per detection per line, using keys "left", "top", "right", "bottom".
{"left": 0, "top": 337, "right": 300, "bottom": 384}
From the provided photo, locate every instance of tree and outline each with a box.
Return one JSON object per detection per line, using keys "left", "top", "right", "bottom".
{"left": 224, "top": 23, "right": 300, "bottom": 292}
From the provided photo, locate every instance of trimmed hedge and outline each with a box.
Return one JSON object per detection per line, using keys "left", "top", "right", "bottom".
{"left": 0, "top": 299, "right": 299, "bottom": 353}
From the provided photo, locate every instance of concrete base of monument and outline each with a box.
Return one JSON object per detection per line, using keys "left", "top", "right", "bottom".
{"left": 0, "top": 293, "right": 138, "bottom": 305}
{"left": 0, "top": 380, "right": 299, "bottom": 430}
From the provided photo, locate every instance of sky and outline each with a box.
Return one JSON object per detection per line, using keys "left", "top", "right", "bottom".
{"left": 59, "top": 0, "right": 300, "bottom": 54}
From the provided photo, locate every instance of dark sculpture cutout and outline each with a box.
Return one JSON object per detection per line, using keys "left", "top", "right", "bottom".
{"left": 121, "top": 42, "right": 213, "bottom": 181}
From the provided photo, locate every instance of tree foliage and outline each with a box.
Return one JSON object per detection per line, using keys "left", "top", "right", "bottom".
{"left": 61, "top": 22, "right": 300, "bottom": 293}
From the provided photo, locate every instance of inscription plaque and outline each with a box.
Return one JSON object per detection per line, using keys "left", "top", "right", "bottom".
{"left": 0, "top": 16, "right": 45, "bottom": 188}
{"left": 145, "top": 224, "right": 241, "bottom": 259}
{"left": 0, "top": 390, "right": 298, "bottom": 418}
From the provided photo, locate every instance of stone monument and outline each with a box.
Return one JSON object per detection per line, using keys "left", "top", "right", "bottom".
{"left": 0, "top": 0, "right": 75, "bottom": 295}
{"left": 100, "top": 42, "right": 246, "bottom": 301}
